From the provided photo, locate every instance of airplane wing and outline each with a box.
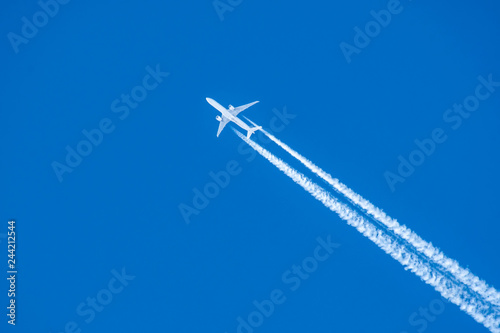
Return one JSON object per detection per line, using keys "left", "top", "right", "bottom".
{"left": 216, "top": 116, "right": 230, "bottom": 137}
{"left": 229, "top": 101, "right": 259, "bottom": 117}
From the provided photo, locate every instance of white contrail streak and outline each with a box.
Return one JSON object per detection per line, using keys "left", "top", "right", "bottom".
{"left": 249, "top": 122, "right": 500, "bottom": 309}
{"left": 233, "top": 128, "right": 500, "bottom": 333}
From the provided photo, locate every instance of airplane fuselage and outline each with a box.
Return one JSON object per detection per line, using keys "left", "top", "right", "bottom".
{"left": 218, "top": 107, "right": 253, "bottom": 132}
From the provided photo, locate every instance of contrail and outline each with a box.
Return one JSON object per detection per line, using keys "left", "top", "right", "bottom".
{"left": 233, "top": 128, "right": 500, "bottom": 333}
{"left": 246, "top": 120, "right": 500, "bottom": 309}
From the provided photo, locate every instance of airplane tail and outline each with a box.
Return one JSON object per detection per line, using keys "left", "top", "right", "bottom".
{"left": 247, "top": 126, "right": 262, "bottom": 138}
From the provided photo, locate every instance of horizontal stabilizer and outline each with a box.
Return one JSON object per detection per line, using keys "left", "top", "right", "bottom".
{"left": 246, "top": 126, "right": 262, "bottom": 139}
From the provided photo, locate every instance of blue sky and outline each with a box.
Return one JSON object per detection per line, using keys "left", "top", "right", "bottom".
{"left": 1, "top": 0, "right": 499, "bottom": 332}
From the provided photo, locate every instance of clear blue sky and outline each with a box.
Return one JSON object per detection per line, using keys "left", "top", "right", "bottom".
{"left": 1, "top": 0, "right": 499, "bottom": 332}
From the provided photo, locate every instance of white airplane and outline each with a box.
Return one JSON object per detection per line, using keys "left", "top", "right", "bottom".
{"left": 206, "top": 97, "right": 262, "bottom": 138}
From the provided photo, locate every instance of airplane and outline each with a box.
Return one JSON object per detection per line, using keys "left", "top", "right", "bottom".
{"left": 206, "top": 97, "right": 262, "bottom": 138}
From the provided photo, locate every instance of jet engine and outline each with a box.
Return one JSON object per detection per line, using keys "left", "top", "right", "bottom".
{"left": 216, "top": 115, "right": 222, "bottom": 121}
